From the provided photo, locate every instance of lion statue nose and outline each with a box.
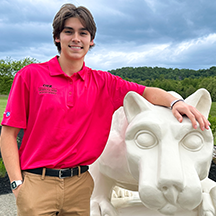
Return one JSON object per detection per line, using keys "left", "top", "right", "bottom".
{"left": 160, "top": 185, "right": 180, "bottom": 205}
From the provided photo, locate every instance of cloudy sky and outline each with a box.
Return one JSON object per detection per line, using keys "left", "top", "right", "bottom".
{"left": 0, "top": 0, "right": 216, "bottom": 71}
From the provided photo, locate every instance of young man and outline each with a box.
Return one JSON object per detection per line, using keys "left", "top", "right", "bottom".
{"left": 0, "top": 3, "right": 210, "bottom": 216}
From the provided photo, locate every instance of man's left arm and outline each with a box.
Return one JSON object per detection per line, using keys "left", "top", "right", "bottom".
{"left": 142, "top": 86, "right": 210, "bottom": 131}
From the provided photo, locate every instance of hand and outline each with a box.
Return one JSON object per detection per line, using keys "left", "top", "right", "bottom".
{"left": 13, "top": 184, "right": 22, "bottom": 199}
{"left": 171, "top": 101, "right": 210, "bottom": 131}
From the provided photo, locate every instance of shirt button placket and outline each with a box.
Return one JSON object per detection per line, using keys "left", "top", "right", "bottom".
{"left": 67, "top": 79, "right": 74, "bottom": 107}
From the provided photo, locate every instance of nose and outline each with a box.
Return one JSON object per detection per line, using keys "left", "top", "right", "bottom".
{"left": 72, "top": 32, "right": 80, "bottom": 43}
{"left": 158, "top": 140, "right": 184, "bottom": 204}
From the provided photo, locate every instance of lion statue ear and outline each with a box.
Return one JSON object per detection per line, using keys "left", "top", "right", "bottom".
{"left": 123, "top": 91, "right": 154, "bottom": 123}
{"left": 124, "top": 88, "right": 212, "bottom": 123}
{"left": 184, "top": 88, "right": 212, "bottom": 119}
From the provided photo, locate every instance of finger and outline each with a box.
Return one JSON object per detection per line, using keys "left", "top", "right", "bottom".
{"left": 203, "top": 116, "right": 210, "bottom": 130}
{"left": 205, "top": 118, "right": 211, "bottom": 129}
{"left": 172, "top": 109, "right": 183, "bottom": 123}
{"left": 190, "top": 108, "right": 209, "bottom": 131}
{"left": 172, "top": 103, "right": 198, "bottom": 128}
{"left": 172, "top": 103, "right": 210, "bottom": 130}
{"left": 194, "top": 113, "right": 205, "bottom": 131}
{"left": 183, "top": 105, "right": 208, "bottom": 130}
{"left": 178, "top": 108, "right": 198, "bottom": 129}
{"left": 187, "top": 114, "right": 198, "bottom": 130}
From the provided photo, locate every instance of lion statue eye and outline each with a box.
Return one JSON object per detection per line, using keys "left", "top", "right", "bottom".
{"left": 181, "top": 132, "right": 204, "bottom": 151}
{"left": 135, "top": 131, "right": 157, "bottom": 149}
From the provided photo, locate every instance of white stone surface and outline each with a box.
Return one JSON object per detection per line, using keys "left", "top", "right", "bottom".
{"left": 112, "top": 196, "right": 197, "bottom": 216}
{"left": 90, "top": 88, "right": 216, "bottom": 216}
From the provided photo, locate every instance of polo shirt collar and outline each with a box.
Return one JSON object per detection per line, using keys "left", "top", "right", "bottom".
{"left": 77, "top": 63, "right": 87, "bottom": 81}
{"left": 48, "top": 56, "right": 87, "bottom": 80}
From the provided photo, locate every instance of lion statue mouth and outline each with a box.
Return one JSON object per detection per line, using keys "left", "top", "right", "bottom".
{"left": 138, "top": 181, "right": 202, "bottom": 214}
{"left": 141, "top": 189, "right": 202, "bottom": 215}
{"left": 159, "top": 203, "right": 178, "bottom": 215}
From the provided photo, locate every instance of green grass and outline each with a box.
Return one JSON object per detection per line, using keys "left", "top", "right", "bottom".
{"left": 0, "top": 95, "right": 8, "bottom": 122}
{"left": 0, "top": 158, "right": 6, "bottom": 177}
{"left": 210, "top": 102, "right": 216, "bottom": 117}
{"left": 0, "top": 96, "right": 8, "bottom": 177}
{"left": 209, "top": 102, "right": 216, "bottom": 145}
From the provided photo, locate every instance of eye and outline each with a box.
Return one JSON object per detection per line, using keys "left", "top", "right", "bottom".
{"left": 135, "top": 131, "right": 157, "bottom": 149}
{"left": 80, "top": 31, "right": 88, "bottom": 36}
{"left": 64, "top": 30, "right": 72, "bottom": 34}
{"left": 181, "top": 132, "right": 204, "bottom": 151}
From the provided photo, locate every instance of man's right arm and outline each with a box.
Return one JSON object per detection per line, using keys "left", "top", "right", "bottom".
{"left": 1, "top": 125, "right": 22, "bottom": 198}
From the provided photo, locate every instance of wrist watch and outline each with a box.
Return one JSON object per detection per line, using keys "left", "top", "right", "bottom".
{"left": 10, "top": 180, "right": 23, "bottom": 190}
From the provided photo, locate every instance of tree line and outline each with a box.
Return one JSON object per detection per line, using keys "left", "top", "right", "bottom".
{"left": 0, "top": 57, "right": 37, "bottom": 94}
{"left": 1, "top": 57, "right": 216, "bottom": 102}
{"left": 109, "top": 66, "right": 216, "bottom": 101}
{"left": 109, "top": 66, "right": 216, "bottom": 81}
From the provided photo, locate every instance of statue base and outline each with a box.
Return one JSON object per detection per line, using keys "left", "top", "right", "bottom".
{"left": 112, "top": 196, "right": 198, "bottom": 216}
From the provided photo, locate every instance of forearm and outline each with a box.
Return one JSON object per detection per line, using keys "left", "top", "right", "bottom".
{"left": 142, "top": 87, "right": 177, "bottom": 107}
{"left": 1, "top": 126, "right": 23, "bottom": 182}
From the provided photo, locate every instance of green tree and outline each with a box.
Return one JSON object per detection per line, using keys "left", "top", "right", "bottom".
{"left": 0, "top": 57, "right": 38, "bottom": 94}
{"left": 209, "top": 115, "right": 216, "bottom": 145}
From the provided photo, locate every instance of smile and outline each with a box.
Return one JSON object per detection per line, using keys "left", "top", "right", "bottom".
{"left": 68, "top": 45, "right": 82, "bottom": 49}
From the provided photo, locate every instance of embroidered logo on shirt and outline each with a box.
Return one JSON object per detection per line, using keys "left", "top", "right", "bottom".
{"left": 38, "top": 84, "right": 58, "bottom": 95}
{"left": 5, "top": 112, "right": 10, "bottom": 117}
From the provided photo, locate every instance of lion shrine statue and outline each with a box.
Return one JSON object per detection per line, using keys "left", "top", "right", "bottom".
{"left": 90, "top": 88, "right": 216, "bottom": 216}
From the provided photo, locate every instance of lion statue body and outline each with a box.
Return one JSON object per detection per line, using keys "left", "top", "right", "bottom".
{"left": 90, "top": 89, "right": 216, "bottom": 216}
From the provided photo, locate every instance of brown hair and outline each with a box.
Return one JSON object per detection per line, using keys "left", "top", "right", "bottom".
{"left": 52, "top": 3, "right": 97, "bottom": 53}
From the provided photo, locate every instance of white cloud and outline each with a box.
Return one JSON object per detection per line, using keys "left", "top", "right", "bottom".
{"left": 86, "top": 33, "right": 216, "bottom": 70}
{"left": 0, "top": 0, "right": 216, "bottom": 71}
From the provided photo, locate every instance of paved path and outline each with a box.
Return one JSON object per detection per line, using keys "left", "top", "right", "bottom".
{"left": 0, "top": 193, "right": 17, "bottom": 216}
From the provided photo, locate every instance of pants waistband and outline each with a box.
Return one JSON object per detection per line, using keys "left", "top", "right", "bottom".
{"left": 24, "top": 166, "right": 89, "bottom": 179}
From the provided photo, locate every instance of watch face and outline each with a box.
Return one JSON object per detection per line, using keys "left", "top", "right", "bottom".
{"left": 11, "top": 181, "right": 17, "bottom": 190}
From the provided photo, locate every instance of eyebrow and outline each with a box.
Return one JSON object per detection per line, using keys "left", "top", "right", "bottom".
{"left": 63, "top": 26, "right": 88, "bottom": 31}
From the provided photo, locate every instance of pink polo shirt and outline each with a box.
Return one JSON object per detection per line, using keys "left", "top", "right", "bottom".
{"left": 1, "top": 56, "right": 145, "bottom": 170}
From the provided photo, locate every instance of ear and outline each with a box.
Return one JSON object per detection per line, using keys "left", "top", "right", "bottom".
{"left": 90, "top": 39, "right": 94, "bottom": 46}
{"left": 55, "top": 37, "right": 60, "bottom": 43}
{"left": 185, "top": 88, "right": 212, "bottom": 118}
{"left": 123, "top": 91, "right": 154, "bottom": 123}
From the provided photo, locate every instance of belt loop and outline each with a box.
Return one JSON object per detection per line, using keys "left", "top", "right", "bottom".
{"left": 78, "top": 166, "right": 81, "bottom": 178}
{"left": 41, "top": 168, "right": 46, "bottom": 180}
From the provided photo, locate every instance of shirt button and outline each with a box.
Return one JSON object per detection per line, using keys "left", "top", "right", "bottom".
{"left": 69, "top": 92, "right": 72, "bottom": 95}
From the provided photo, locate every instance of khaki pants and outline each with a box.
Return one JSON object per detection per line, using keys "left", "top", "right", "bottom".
{"left": 16, "top": 170, "right": 94, "bottom": 216}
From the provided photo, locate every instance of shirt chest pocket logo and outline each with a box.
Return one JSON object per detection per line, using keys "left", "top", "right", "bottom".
{"left": 38, "top": 84, "right": 58, "bottom": 95}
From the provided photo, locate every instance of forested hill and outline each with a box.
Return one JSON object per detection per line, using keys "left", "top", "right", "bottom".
{"left": 109, "top": 66, "right": 216, "bottom": 102}
{"left": 109, "top": 66, "right": 216, "bottom": 81}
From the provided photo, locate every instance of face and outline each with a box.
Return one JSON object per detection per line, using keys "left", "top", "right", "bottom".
{"left": 124, "top": 92, "right": 213, "bottom": 214}
{"left": 55, "top": 17, "right": 94, "bottom": 62}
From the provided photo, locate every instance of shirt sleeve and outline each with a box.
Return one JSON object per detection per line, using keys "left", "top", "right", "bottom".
{"left": 1, "top": 69, "right": 29, "bottom": 129}
{"left": 105, "top": 72, "right": 145, "bottom": 110}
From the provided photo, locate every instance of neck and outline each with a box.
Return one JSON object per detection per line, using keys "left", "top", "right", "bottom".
{"left": 58, "top": 55, "right": 84, "bottom": 76}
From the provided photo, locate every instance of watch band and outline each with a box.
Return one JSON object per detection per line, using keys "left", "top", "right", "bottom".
{"left": 10, "top": 180, "right": 23, "bottom": 190}
{"left": 170, "top": 99, "right": 184, "bottom": 109}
